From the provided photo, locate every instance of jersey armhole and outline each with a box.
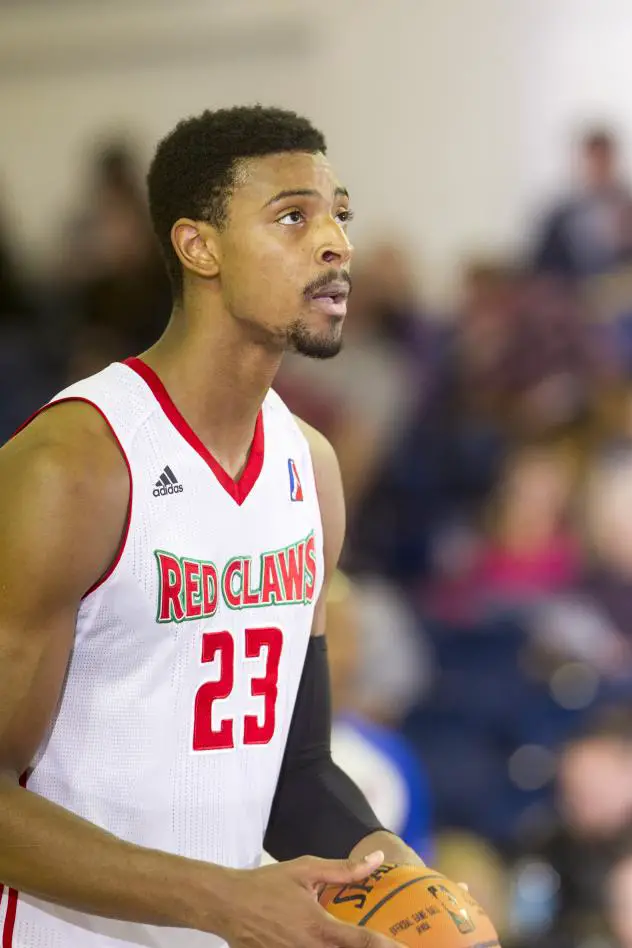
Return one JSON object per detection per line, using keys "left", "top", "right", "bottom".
{"left": 11, "top": 396, "right": 133, "bottom": 599}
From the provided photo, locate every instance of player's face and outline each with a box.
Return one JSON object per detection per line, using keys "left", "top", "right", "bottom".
{"left": 218, "top": 151, "right": 353, "bottom": 359}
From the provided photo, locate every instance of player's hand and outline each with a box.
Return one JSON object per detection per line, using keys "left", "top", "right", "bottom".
{"left": 213, "top": 851, "right": 399, "bottom": 948}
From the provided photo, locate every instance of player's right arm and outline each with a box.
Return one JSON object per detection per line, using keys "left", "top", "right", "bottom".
{"left": 0, "top": 402, "right": 393, "bottom": 948}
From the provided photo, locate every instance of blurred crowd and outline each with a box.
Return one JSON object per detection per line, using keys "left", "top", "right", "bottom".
{"left": 8, "top": 126, "right": 632, "bottom": 946}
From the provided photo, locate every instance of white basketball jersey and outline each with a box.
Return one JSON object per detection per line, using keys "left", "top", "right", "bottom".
{"left": 0, "top": 358, "right": 324, "bottom": 948}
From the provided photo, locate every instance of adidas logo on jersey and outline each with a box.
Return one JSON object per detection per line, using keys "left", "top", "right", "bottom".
{"left": 153, "top": 465, "right": 184, "bottom": 497}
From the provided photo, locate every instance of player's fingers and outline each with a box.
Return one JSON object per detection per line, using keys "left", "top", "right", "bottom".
{"left": 458, "top": 882, "right": 469, "bottom": 892}
{"left": 303, "top": 851, "right": 384, "bottom": 886}
{"left": 325, "top": 918, "right": 397, "bottom": 948}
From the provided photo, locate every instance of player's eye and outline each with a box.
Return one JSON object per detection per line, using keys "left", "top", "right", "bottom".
{"left": 277, "top": 210, "right": 305, "bottom": 226}
{"left": 336, "top": 208, "right": 355, "bottom": 225}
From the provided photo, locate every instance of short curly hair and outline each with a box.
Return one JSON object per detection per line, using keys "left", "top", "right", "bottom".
{"left": 147, "top": 105, "right": 327, "bottom": 296}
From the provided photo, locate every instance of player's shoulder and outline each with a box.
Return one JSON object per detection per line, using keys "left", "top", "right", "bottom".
{"left": 0, "top": 402, "right": 130, "bottom": 605}
{"left": 0, "top": 401, "right": 129, "bottom": 512}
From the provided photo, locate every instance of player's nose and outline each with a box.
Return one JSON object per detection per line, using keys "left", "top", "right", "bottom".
{"left": 316, "top": 223, "right": 354, "bottom": 267}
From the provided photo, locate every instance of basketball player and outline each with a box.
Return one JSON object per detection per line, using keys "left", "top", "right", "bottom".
{"left": 0, "top": 107, "right": 421, "bottom": 947}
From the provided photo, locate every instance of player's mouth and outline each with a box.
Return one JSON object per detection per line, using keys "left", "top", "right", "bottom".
{"left": 308, "top": 281, "right": 350, "bottom": 319}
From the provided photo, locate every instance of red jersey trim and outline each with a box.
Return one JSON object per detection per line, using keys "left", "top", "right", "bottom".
{"left": 2, "top": 886, "right": 17, "bottom": 947}
{"left": 11, "top": 397, "right": 133, "bottom": 599}
{"left": 2, "top": 774, "right": 28, "bottom": 947}
{"left": 123, "top": 357, "right": 264, "bottom": 506}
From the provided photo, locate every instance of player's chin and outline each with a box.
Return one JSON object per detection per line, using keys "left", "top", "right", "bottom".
{"left": 287, "top": 318, "right": 344, "bottom": 360}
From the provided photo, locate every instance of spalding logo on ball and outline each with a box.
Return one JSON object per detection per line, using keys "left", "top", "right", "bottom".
{"left": 320, "top": 864, "right": 501, "bottom": 947}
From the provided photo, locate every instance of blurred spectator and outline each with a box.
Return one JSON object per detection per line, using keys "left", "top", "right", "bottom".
{"left": 529, "top": 709, "right": 632, "bottom": 946}
{"left": 326, "top": 570, "right": 433, "bottom": 858}
{"left": 581, "top": 449, "right": 632, "bottom": 657}
{"left": 56, "top": 138, "right": 171, "bottom": 370}
{"left": 605, "top": 830, "right": 632, "bottom": 948}
{"left": 436, "top": 260, "right": 524, "bottom": 435}
{"left": 439, "top": 262, "right": 603, "bottom": 439}
{"left": 343, "top": 258, "right": 511, "bottom": 581}
{"left": 0, "top": 201, "right": 53, "bottom": 442}
{"left": 58, "top": 139, "right": 155, "bottom": 285}
{"left": 473, "top": 440, "right": 581, "bottom": 600}
{"left": 64, "top": 321, "right": 136, "bottom": 385}
{"left": 346, "top": 572, "right": 431, "bottom": 726}
{"left": 511, "top": 276, "right": 607, "bottom": 436}
{"left": 533, "top": 128, "right": 632, "bottom": 280}
{"left": 583, "top": 268, "right": 632, "bottom": 384}
{"left": 0, "top": 207, "right": 33, "bottom": 326}
{"left": 534, "top": 450, "right": 632, "bottom": 678}
{"left": 344, "top": 259, "right": 598, "bottom": 584}
{"left": 423, "top": 438, "right": 582, "bottom": 623}
{"left": 558, "top": 711, "right": 632, "bottom": 841}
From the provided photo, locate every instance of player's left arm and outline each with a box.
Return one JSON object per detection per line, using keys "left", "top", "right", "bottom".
{"left": 264, "top": 419, "right": 423, "bottom": 867}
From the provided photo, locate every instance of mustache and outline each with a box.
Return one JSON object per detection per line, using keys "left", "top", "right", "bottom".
{"left": 303, "top": 270, "right": 352, "bottom": 299}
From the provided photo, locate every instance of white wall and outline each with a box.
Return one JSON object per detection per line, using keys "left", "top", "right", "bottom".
{"left": 520, "top": 0, "right": 632, "bottom": 197}
{"left": 2, "top": 0, "right": 632, "bottom": 301}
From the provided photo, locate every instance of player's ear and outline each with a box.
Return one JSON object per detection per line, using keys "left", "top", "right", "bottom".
{"left": 171, "top": 219, "right": 220, "bottom": 280}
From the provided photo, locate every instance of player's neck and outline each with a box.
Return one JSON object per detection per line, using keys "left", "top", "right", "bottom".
{"left": 139, "top": 309, "right": 283, "bottom": 480}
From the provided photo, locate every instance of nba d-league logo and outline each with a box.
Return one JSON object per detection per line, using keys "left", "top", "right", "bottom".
{"left": 288, "top": 459, "right": 303, "bottom": 502}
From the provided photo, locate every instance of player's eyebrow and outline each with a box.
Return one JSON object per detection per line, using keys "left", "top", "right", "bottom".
{"left": 264, "top": 186, "right": 349, "bottom": 208}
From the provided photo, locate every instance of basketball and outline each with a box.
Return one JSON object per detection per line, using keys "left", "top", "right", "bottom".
{"left": 319, "top": 864, "right": 500, "bottom": 948}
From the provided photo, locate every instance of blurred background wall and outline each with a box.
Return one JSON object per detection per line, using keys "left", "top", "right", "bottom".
{"left": 3, "top": 0, "right": 632, "bottom": 299}
{"left": 0, "top": 0, "right": 572, "bottom": 299}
